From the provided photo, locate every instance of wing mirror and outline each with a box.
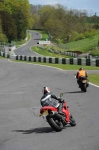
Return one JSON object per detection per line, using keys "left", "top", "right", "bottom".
{"left": 60, "top": 93, "right": 63, "bottom": 98}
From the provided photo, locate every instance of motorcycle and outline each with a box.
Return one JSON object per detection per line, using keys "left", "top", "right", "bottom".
{"left": 78, "top": 76, "right": 89, "bottom": 92}
{"left": 39, "top": 93, "right": 76, "bottom": 132}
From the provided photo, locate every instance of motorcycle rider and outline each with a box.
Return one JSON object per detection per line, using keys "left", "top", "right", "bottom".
{"left": 40, "top": 87, "right": 64, "bottom": 115}
{"left": 76, "top": 67, "right": 89, "bottom": 87}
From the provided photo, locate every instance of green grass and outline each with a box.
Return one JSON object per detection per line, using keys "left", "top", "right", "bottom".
{"left": 88, "top": 74, "right": 99, "bottom": 86}
{"left": 61, "top": 34, "right": 99, "bottom": 53}
{"left": 35, "top": 63, "right": 99, "bottom": 70}
{"left": 31, "top": 46, "right": 72, "bottom": 58}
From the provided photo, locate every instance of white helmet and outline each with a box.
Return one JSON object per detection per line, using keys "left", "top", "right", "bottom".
{"left": 42, "top": 87, "right": 50, "bottom": 94}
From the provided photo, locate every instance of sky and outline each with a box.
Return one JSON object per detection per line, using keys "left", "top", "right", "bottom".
{"left": 29, "top": 0, "right": 99, "bottom": 16}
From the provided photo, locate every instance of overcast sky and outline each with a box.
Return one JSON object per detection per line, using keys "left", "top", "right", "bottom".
{"left": 29, "top": 0, "right": 99, "bottom": 16}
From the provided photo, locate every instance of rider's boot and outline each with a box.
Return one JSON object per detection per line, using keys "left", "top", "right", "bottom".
{"left": 58, "top": 104, "right": 65, "bottom": 116}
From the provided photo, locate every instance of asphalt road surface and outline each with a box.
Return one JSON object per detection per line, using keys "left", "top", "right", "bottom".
{"left": 14, "top": 30, "right": 42, "bottom": 56}
{"left": 0, "top": 58, "right": 99, "bottom": 150}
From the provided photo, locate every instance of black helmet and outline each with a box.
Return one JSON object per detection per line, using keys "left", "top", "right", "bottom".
{"left": 42, "top": 87, "right": 50, "bottom": 94}
{"left": 79, "top": 67, "right": 83, "bottom": 71}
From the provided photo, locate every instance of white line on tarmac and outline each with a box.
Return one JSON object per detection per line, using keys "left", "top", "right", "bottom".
{"left": 89, "top": 82, "right": 99, "bottom": 88}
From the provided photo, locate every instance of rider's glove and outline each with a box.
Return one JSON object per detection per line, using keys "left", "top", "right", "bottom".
{"left": 59, "top": 99, "right": 64, "bottom": 103}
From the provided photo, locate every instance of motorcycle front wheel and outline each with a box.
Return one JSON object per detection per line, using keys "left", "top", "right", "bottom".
{"left": 70, "top": 115, "right": 76, "bottom": 126}
{"left": 47, "top": 117, "right": 63, "bottom": 132}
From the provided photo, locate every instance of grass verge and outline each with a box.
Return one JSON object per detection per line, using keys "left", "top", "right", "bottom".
{"left": 31, "top": 46, "right": 72, "bottom": 58}
{"left": 88, "top": 74, "right": 99, "bottom": 86}
{"left": 13, "top": 60, "right": 99, "bottom": 70}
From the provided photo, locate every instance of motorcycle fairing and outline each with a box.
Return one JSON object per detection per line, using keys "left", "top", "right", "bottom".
{"left": 40, "top": 106, "right": 57, "bottom": 114}
{"left": 62, "top": 107, "right": 70, "bottom": 122}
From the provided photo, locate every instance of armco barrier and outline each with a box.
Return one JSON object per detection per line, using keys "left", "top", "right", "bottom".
{"left": 96, "top": 59, "right": 99, "bottom": 66}
{"left": 55, "top": 58, "right": 59, "bottom": 64}
{"left": 0, "top": 52, "right": 99, "bottom": 67}
{"left": 86, "top": 59, "right": 90, "bottom": 66}
{"left": 77, "top": 58, "right": 81, "bottom": 65}
{"left": 62, "top": 58, "right": 66, "bottom": 64}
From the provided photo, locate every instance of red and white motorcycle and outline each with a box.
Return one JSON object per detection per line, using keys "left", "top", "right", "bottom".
{"left": 40, "top": 93, "right": 76, "bottom": 132}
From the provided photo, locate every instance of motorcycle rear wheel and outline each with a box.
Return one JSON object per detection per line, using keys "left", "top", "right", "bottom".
{"left": 47, "top": 117, "right": 63, "bottom": 132}
{"left": 83, "top": 84, "right": 87, "bottom": 92}
{"left": 81, "top": 84, "right": 87, "bottom": 92}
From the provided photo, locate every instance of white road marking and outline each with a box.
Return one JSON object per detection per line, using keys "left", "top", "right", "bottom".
{"left": 89, "top": 82, "right": 99, "bottom": 88}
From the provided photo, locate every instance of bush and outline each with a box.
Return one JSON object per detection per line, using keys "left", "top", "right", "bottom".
{"left": 0, "top": 33, "right": 7, "bottom": 42}
{"left": 84, "top": 29, "right": 97, "bottom": 38}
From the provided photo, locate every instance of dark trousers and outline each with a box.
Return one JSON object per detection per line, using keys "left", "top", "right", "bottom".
{"left": 58, "top": 103, "right": 63, "bottom": 112}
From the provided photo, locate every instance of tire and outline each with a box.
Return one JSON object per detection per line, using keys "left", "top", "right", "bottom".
{"left": 83, "top": 84, "right": 87, "bottom": 92}
{"left": 70, "top": 115, "right": 76, "bottom": 126}
{"left": 81, "top": 84, "right": 87, "bottom": 92}
{"left": 47, "top": 117, "right": 63, "bottom": 132}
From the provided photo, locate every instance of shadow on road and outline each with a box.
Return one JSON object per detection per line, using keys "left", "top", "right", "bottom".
{"left": 12, "top": 127, "right": 55, "bottom": 134}
{"left": 63, "top": 91, "right": 82, "bottom": 94}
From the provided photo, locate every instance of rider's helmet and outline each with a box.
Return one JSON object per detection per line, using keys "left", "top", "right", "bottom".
{"left": 79, "top": 67, "right": 83, "bottom": 71}
{"left": 43, "top": 87, "right": 50, "bottom": 94}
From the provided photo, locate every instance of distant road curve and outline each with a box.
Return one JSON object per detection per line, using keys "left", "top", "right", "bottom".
{"left": 14, "top": 30, "right": 42, "bottom": 56}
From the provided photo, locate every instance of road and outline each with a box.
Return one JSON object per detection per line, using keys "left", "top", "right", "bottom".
{"left": 14, "top": 30, "right": 42, "bottom": 56}
{"left": 0, "top": 58, "right": 99, "bottom": 150}
{"left": 0, "top": 31, "right": 99, "bottom": 150}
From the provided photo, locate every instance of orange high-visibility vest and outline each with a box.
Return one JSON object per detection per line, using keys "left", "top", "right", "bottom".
{"left": 78, "top": 70, "right": 86, "bottom": 78}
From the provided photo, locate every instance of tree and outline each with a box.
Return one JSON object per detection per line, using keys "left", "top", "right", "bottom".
{"left": 0, "top": 18, "right": 7, "bottom": 42}
{"left": 0, "top": 0, "right": 33, "bottom": 41}
{"left": 1, "top": 11, "right": 17, "bottom": 42}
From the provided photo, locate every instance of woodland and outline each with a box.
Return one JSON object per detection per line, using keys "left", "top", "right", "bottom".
{"left": 0, "top": 0, "right": 99, "bottom": 44}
